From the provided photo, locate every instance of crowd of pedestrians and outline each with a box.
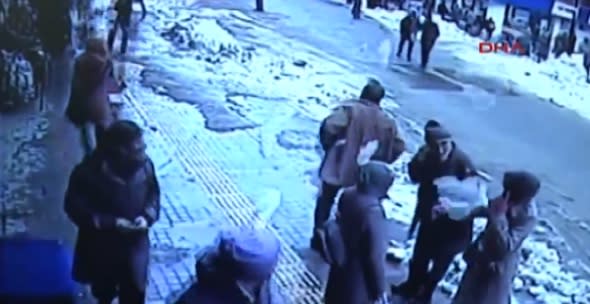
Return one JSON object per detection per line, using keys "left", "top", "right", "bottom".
{"left": 58, "top": 1, "right": 541, "bottom": 304}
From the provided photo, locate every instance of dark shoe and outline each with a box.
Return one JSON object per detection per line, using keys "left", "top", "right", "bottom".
{"left": 391, "top": 282, "right": 416, "bottom": 299}
{"left": 310, "top": 234, "right": 323, "bottom": 253}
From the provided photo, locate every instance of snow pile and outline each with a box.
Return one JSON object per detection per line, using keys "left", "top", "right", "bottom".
{"left": 160, "top": 16, "right": 246, "bottom": 60}
{"left": 364, "top": 7, "right": 590, "bottom": 121}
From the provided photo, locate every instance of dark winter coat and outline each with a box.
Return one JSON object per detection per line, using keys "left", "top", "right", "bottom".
{"left": 176, "top": 248, "right": 282, "bottom": 304}
{"left": 408, "top": 144, "right": 476, "bottom": 248}
{"left": 64, "top": 152, "right": 160, "bottom": 290}
{"left": 453, "top": 201, "right": 537, "bottom": 304}
{"left": 319, "top": 99, "right": 405, "bottom": 187}
{"left": 400, "top": 16, "right": 418, "bottom": 39}
{"left": 67, "top": 49, "right": 118, "bottom": 127}
{"left": 324, "top": 186, "right": 389, "bottom": 304}
{"left": 421, "top": 20, "right": 440, "bottom": 49}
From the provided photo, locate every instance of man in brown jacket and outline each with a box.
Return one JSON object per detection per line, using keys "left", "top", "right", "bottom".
{"left": 311, "top": 79, "right": 405, "bottom": 251}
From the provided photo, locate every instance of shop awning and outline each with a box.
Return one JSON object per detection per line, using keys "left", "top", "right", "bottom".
{"left": 494, "top": 0, "right": 554, "bottom": 13}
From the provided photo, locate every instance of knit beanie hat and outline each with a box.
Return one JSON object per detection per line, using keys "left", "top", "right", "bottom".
{"left": 217, "top": 228, "right": 281, "bottom": 282}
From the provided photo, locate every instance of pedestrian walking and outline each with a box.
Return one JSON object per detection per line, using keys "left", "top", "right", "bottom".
{"left": 579, "top": 37, "right": 590, "bottom": 83}
{"left": 420, "top": 14, "right": 439, "bottom": 69}
{"left": 323, "top": 161, "right": 394, "bottom": 304}
{"left": 310, "top": 79, "right": 405, "bottom": 252}
{"left": 107, "top": 0, "right": 147, "bottom": 55}
{"left": 64, "top": 120, "right": 160, "bottom": 304}
{"left": 352, "top": 0, "right": 362, "bottom": 19}
{"left": 391, "top": 121, "right": 477, "bottom": 303}
{"left": 176, "top": 228, "right": 282, "bottom": 304}
{"left": 397, "top": 11, "right": 419, "bottom": 62}
{"left": 452, "top": 171, "right": 539, "bottom": 304}
{"left": 66, "top": 38, "right": 118, "bottom": 155}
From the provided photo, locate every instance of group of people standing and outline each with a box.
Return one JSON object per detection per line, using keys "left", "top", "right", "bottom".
{"left": 313, "top": 79, "right": 540, "bottom": 304}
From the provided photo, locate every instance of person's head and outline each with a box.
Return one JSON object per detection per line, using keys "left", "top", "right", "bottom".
{"left": 423, "top": 119, "right": 441, "bottom": 145}
{"left": 359, "top": 78, "right": 385, "bottom": 105}
{"left": 358, "top": 160, "right": 395, "bottom": 199}
{"left": 86, "top": 37, "right": 108, "bottom": 57}
{"left": 427, "top": 126, "right": 453, "bottom": 161}
{"left": 216, "top": 228, "right": 280, "bottom": 283}
{"left": 584, "top": 37, "right": 590, "bottom": 43}
{"left": 502, "top": 171, "right": 540, "bottom": 205}
{"left": 410, "top": 10, "right": 417, "bottom": 18}
{"left": 98, "top": 120, "right": 147, "bottom": 170}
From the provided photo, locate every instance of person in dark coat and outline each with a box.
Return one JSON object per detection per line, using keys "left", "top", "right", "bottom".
{"left": 397, "top": 11, "right": 418, "bottom": 61}
{"left": 311, "top": 79, "right": 405, "bottom": 252}
{"left": 64, "top": 120, "right": 160, "bottom": 304}
{"left": 324, "top": 160, "right": 395, "bottom": 304}
{"left": 420, "top": 14, "right": 440, "bottom": 69}
{"left": 392, "top": 122, "right": 476, "bottom": 303}
{"left": 176, "top": 228, "right": 282, "bottom": 304}
{"left": 66, "top": 37, "right": 119, "bottom": 155}
{"left": 108, "top": 0, "right": 147, "bottom": 55}
{"left": 579, "top": 37, "right": 590, "bottom": 82}
{"left": 453, "top": 171, "right": 539, "bottom": 304}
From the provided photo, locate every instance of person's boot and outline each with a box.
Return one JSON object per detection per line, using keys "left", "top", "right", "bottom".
{"left": 391, "top": 259, "right": 423, "bottom": 298}
{"left": 310, "top": 230, "right": 323, "bottom": 253}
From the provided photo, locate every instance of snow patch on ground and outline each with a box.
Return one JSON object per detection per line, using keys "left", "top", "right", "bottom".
{"left": 131, "top": 2, "right": 589, "bottom": 302}
{"left": 365, "top": 7, "right": 590, "bottom": 121}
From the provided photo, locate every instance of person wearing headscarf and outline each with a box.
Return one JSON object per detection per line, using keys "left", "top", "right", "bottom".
{"left": 176, "top": 228, "right": 283, "bottom": 304}
{"left": 312, "top": 79, "right": 405, "bottom": 252}
{"left": 453, "top": 171, "right": 539, "bottom": 304}
{"left": 324, "top": 160, "right": 395, "bottom": 304}
{"left": 392, "top": 121, "right": 477, "bottom": 303}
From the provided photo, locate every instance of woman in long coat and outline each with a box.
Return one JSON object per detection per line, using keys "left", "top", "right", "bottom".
{"left": 66, "top": 37, "right": 118, "bottom": 153}
{"left": 452, "top": 171, "right": 539, "bottom": 304}
{"left": 324, "top": 161, "right": 393, "bottom": 304}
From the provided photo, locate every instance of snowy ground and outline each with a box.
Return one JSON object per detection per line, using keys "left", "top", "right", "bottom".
{"left": 111, "top": 0, "right": 590, "bottom": 302}
{"left": 360, "top": 5, "right": 590, "bottom": 122}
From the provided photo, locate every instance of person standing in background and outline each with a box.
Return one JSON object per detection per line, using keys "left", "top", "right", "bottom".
{"left": 108, "top": 0, "right": 146, "bottom": 55}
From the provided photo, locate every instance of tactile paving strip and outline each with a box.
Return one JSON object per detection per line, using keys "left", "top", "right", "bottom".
{"left": 125, "top": 87, "right": 323, "bottom": 303}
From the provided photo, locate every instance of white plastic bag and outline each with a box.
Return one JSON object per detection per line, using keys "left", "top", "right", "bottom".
{"left": 434, "top": 176, "right": 488, "bottom": 220}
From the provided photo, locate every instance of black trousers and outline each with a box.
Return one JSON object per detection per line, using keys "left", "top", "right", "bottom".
{"left": 420, "top": 43, "right": 433, "bottom": 68}
{"left": 313, "top": 182, "right": 341, "bottom": 232}
{"left": 91, "top": 275, "right": 145, "bottom": 304}
{"left": 398, "top": 225, "right": 466, "bottom": 300}
{"left": 351, "top": 0, "right": 362, "bottom": 19}
{"left": 397, "top": 35, "right": 414, "bottom": 61}
{"left": 107, "top": 14, "right": 130, "bottom": 54}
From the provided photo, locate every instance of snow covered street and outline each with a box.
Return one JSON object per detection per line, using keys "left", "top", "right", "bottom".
{"left": 107, "top": 0, "right": 590, "bottom": 302}
{"left": 361, "top": 6, "right": 590, "bottom": 122}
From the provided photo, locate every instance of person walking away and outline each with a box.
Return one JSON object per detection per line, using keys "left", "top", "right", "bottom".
{"left": 176, "top": 228, "right": 283, "bottom": 304}
{"left": 483, "top": 18, "right": 495, "bottom": 41}
{"left": 397, "top": 11, "right": 418, "bottom": 62}
{"left": 579, "top": 37, "right": 590, "bottom": 83}
{"left": 108, "top": 0, "right": 147, "bottom": 55}
{"left": 452, "top": 171, "right": 539, "bottom": 304}
{"left": 420, "top": 14, "right": 439, "bottom": 69}
{"left": 324, "top": 161, "right": 395, "bottom": 304}
{"left": 311, "top": 79, "right": 405, "bottom": 252}
{"left": 352, "top": 0, "right": 362, "bottom": 19}
{"left": 391, "top": 122, "right": 477, "bottom": 303}
{"left": 66, "top": 38, "right": 118, "bottom": 155}
{"left": 64, "top": 120, "right": 160, "bottom": 304}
